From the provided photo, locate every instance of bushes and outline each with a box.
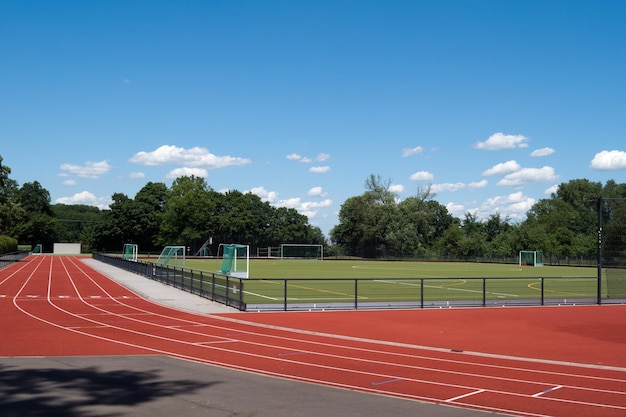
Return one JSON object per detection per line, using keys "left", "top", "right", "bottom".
{"left": 0, "top": 235, "right": 18, "bottom": 254}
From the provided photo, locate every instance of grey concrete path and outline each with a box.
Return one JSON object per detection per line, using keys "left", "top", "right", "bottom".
{"left": 81, "top": 258, "right": 239, "bottom": 314}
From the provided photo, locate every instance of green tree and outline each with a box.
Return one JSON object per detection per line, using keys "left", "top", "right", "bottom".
{"left": 13, "top": 181, "right": 57, "bottom": 247}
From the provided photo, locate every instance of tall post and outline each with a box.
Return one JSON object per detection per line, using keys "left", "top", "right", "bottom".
{"left": 596, "top": 197, "right": 603, "bottom": 305}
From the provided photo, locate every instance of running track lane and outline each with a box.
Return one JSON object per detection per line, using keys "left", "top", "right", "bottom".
{"left": 1, "top": 256, "right": 625, "bottom": 417}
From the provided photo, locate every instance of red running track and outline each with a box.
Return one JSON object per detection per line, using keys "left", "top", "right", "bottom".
{"left": 1, "top": 256, "right": 625, "bottom": 417}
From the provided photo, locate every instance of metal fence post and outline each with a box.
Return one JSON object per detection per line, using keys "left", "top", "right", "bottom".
{"left": 284, "top": 279, "right": 288, "bottom": 311}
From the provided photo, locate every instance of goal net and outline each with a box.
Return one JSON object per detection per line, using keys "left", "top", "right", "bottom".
{"left": 123, "top": 243, "right": 138, "bottom": 262}
{"left": 156, "top": 246, "right": 186, "bottom": 268}
{"left": 217, "top": 244, "right": 249, "bottom": 278}
{"left": 519, "top": 250, "right": 543, "bottom": 267}
{"left": 280, "top": 244, "right": 323, "bottom": 260}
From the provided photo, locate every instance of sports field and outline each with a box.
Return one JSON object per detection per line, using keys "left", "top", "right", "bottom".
{"left": 175, "top": 259, "right": 600, "bottom": 310}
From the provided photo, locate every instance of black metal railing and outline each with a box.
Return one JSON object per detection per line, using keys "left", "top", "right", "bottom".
{"left": 91, "top": 253, "right": 620, "bottom": 312}
{"left": 0, "top": 250, "right": 31, "bottom": 269}
{"left": 92, "top": 252, "right": 246, "bottom": 310}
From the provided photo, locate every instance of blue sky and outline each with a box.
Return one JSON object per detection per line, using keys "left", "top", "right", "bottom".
{"left": 1, "top": 1, "right": 625, "bottom": 237}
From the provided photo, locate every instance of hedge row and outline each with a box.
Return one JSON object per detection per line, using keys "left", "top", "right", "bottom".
{"left": 0, "top": 236, "right": 18, "bottom": 254}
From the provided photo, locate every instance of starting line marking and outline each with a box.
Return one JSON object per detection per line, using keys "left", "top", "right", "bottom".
{"left": 532, "top": 385, "right": 563, "bottom": 397}
{"left": 371, "top": 378, "right": 404, "bottom": 386}
{"left": 446, "top": 389, "right": 486, "bottom": 402}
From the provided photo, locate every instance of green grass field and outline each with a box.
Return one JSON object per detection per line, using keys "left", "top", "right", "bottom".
{"left": 170, "top": 258, "right": 601, "bottom": 309}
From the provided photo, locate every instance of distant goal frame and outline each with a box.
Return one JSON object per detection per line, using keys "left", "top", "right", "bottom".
{"left": 519, "top": 250, "right": 543, "bottom": 267}
{"left": 280, "top": 243, "right": 324, "bottom": 260}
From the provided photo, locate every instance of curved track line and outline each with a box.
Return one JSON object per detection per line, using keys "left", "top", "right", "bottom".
{"left": 5, "top": 256, "right": 626, "bottom": 417}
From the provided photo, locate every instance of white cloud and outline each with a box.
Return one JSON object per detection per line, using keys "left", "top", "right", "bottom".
{"left": 474, "top": 132, "right": 529, "bottom": 150}
{"left": 165, "top": 167, "right": 209, "bottom": 179}
{"left": 389, "top": 183, "right": 405, "bottom": 194}
{"left": 248, "top": 186, "right": 332, "bottom": 219}
{"left": 468, "top": 179, "right": 488, "bottom": 189}
{"left": 590, "top": 150, "right": 626, "bottom": 170}
{"left": 129, "top": 172, "right": 145, "bottom": 179}
{"left": 308, "top": 186, "right": 327, "bottom": 197}
{"left": 482, "top": 160, "right": 521, "bottom": 176}
{"left": 286, "top": 153, "right": 312, "bottom": 163}
{"left": 481, "top": 192, "right": 535, "bottom": 219}
{"left": 279, "top": 198, "right": 333, "bottom": 218}
{"left": 316, "top": 153, "right": 330, "bottom": 162}
{"left": 431, "top": 179, "right": 487, "bottom": 194}
{"left": 249, "top": 186, "right": 279, "bottom": 203}
{"left": 409, "top": 170, "right": 434, "bottom": 181}
{"left": 63, "top": 179, "right": 76, "bottom": 186}
{"left": 445, "top": 202, "right": 466, "bottom": 218}
{"left": 309, "top": 166, "right": 330, "bottom": 173}
{"left": 401, "top": 146, "right": 424, "bottom": 157}
{"left": 530, "top": 147, "right": 555, "bottom": 157}
{"left": 544, "top": 184, "right": 559, "bottom": 195}
{"left": 431, "top": 182, "right": 466, "bottom": 193}
{"left": 55, "top": 191, "right": 112, "bottom": 209}
{"left": 497, "top": 166, "right": 558, "bottom": 187}
{"left": 60, "top": 160, "right": 112, "bottom": 179}
{"left": 130, "top": 145, "right": 251, "bottom": 168}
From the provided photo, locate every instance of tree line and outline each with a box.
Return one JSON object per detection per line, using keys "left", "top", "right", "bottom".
{"left": 1, "top": 155, "right": 625, "bottom": 262}
{"left": 329, "top": 174, "right": 626, "bottom": 263}
{"left": 0, "top": 156, "right": 324, "bottom": 255}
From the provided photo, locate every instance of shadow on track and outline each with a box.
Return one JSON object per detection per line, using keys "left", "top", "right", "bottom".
{"left": 0, "top": 362, "right": 214, "bottom": 417}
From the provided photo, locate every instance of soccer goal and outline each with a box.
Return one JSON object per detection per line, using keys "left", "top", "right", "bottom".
{"left": 519, "top": 250, "right": 543, "bottom": 267}
{"left": 123, "top": 243, "right": 138, "bottom": 262}
{"left": 280, "top": 244, "right": 324, "bottom": 260}
{"left": 156, "top": 245, "right": 186, "bottom": 268}
{"left": 217, "top": 244, "right": 249, "bottom": 278}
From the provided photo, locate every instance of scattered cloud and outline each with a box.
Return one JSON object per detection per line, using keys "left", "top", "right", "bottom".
{"left": 544, "top": 184, "right": 559, "bottom": 195}
{"left": 483, "top": 160, "right": 522, "bottom": 176}
{"left": 130, "top": 145, "right": 251, "bottom": 168}
{"left": 431, "top": 182, "right": 466, "bottom": 193}
{"left": 316, "top": 153, "right": 330, "bottom": 162}
{"left": 497, "top": 166, "right": 558, "bottom": 187}
{"left": 165, "top": 167, "right": 209, "bottom": 179}
{"left": 431, "top": 179, "right": 488, "bottom": 194}
{"left": 249, "top": 186, "right": 332, "bottom": 219}
{"left": 480, "top": 191, "right": 536, "bottom": 219}
{"left": 60, "top": 160, "right": 112, "bottom": 179}
{"left": 55, "top": 191, "right": 112, "bottom": 209}
{"left": 409, "top": 170, "right": 435, "bottom": 181}
{"left": 402, "top": 146, "right": 424, "bottom": 157}
{"left": 474, "top": 132, "right": 529, "bottom": 150}
{"left": 309, "top": 166, "right": 330, "bottom": 173}
{"left": 530, "top": 147, "right": 555, "bottom": 157}
{"left": 589, "top": 150, "right": 626, "bottom": 170}
{"left": 286, "top": 153, "right": 312, "bottom": 163}
{"left": 308, "top": 186, "right": 327, "bottom": 197}
{"left": 389, "top": 183, "right": 405, "bottom": 194}
{"left": 469, "top": 180, "right": 488, "bottom": 189}
{"left": 129, "top": 172, "right": 145, "bottom": 179}
{"left": 249, "top": 186, "right": 279, "bottom": 203}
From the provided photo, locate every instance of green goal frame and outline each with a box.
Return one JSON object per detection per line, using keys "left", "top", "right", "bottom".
{"left": 156, "top": 245, "right": 186, "bottom": 268}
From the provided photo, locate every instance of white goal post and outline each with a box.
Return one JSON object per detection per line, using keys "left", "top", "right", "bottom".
{"left": 217, "top": 244, "right": 250, "bottom": 278}
{"left": 280, "top": 244, "right": 324, "bottom": 260}
{"left": 519, "top": 250, "right": 543, "bottom": 267}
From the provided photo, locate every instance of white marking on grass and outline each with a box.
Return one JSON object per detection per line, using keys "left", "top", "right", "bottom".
{"left": 375, "top": 280, "right": 519, "bottom": 298}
